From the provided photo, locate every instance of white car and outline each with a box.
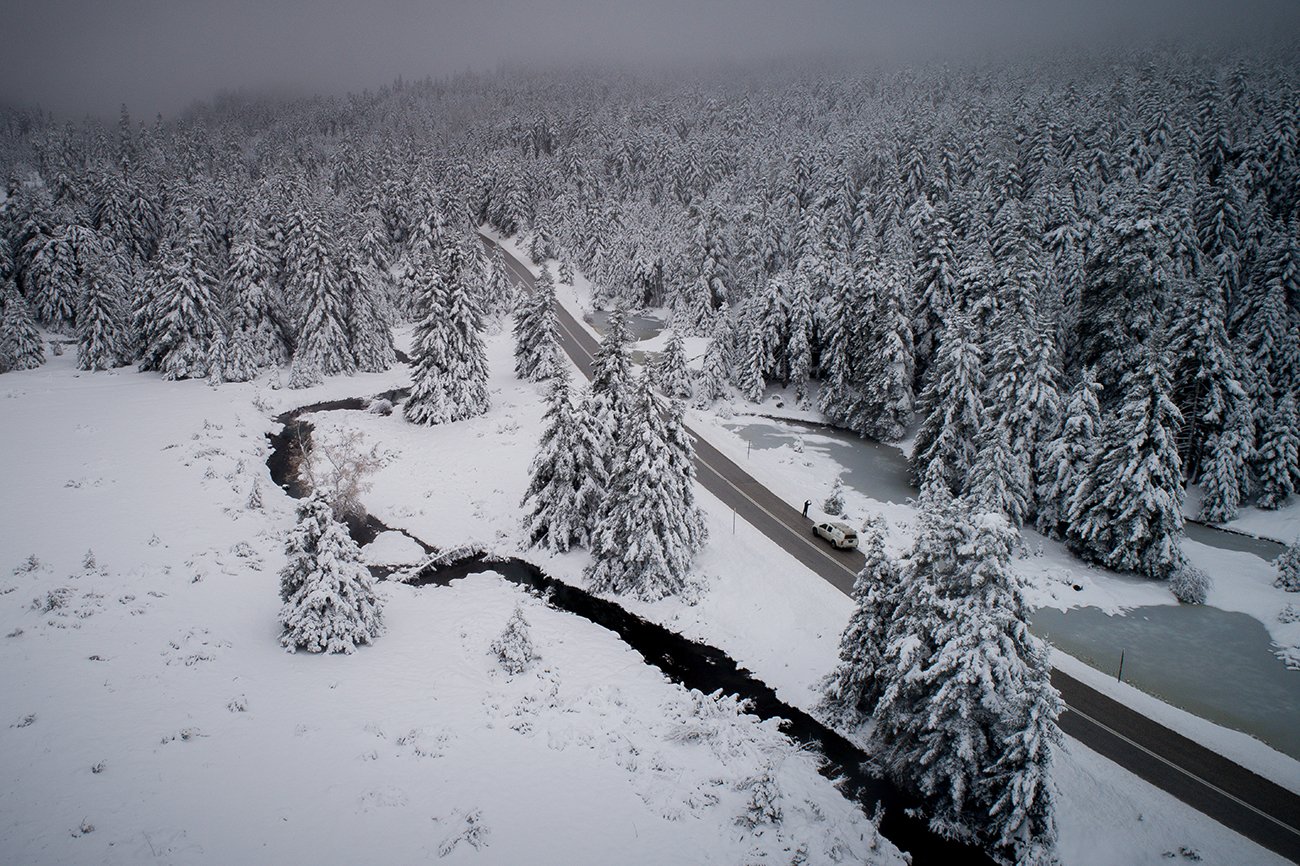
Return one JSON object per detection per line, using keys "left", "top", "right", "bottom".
{"left": 812, "top": 521, "right": 858, "bottom": 550}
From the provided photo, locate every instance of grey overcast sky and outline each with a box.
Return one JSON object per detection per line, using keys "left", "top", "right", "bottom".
{"left": 1, "top": 0, "right": 1297, "bottom": 117}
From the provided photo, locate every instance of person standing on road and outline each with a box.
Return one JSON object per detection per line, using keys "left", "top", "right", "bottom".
{"left": 802, "top": 499, "right": 811, "bottom": 519}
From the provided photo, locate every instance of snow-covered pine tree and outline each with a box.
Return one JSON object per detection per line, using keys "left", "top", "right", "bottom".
{"left": 1198, "top": 396, "right": 1252, "bottom": 523}
{"left": 0, "top": 283, "right": 45, "bottom": 371}
{"left": 585, "top": 372, "right": 705, "bottom": 600}
{"left": 1080, "top": 176, "right": 1171, "bottom": 403}
{"left": 76, "top": 267, "right": 129, "bottom": 371}
{"left": 291, "top": 214, "right": 354, "bottom": 378}
{"left": 1255, "top": 391, "right": 1299, "bottom": 510}
{"left": 1275, "top": 541, "right": 1300, "bottom": 592}
{"left": 491, "top": 606, "right": 539, "bottom": 674}
{"left": 875, "top": 497, "right": 1061, "bottom": 861}
{"left": 910, "top": 313, "right": 985, "bottom": 494}
{"left": 910, "top": 203, "right": 958, "bottom": 385}
{"left": 224, "top": 213, "right": 288, "bottom": 382}
{"left": 570, "top": 385, "right": 611, "bottom": 548}
{"left": 1036, "top": 368, "right": 1102, "bottom": 538}
{"left": 484, "top": 244, "right": 515, "bottom": 319}
{"left": 22, "top": 226, "right": 79, "bottom": 332}
{"left": 694, "top": 308, "right": 732, "bottom": 407}
{"left": 279, "top": 491, "right": 384, "bottom": 654}
{"left": 820, "top": 519, "right": 902, "bottom": 728}
{"left": 1168, "top": 274, "right": 1243, "bottom": 479}
{"left": 513, "top": 265, "right": 559, "bottom": 381}
{"left": 405, "top": 240, "right": 491, "bottom": 425}
{"left": 339, "top": 247, "right": 396, "bottom": 373}
{"left": 852, "top": 264, "right": 914, "bottom": 441}
{"left": 522, "top": 370, "right": 583, "bottom": 552}
{"left": 655, "top": 329, "right": 692, "bottom": 399}
{"left": 143, "top": 222, "right": 222, "bottom": 380}
{"left": 662, "top": 397, "right": 708, "bottom": 557}
{"left": 968, "top": 421, "right": 1030, "bottom": 526}
{"left": 823, "top": 477, "right": 846, "bottom": 515}
{"left": 1067, "top": 339, "right": 1186, "bottom": 579}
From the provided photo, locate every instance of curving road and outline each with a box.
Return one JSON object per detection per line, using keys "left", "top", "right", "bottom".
{"left": 479, "top": 233, "right": 1300, "bottom": 863}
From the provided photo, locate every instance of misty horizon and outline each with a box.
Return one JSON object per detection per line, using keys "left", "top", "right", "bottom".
{"left": 3, "top": 0, "right": 1299, "bottom": 118}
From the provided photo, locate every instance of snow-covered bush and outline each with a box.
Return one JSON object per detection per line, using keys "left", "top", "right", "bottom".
{"left": 490, "top": 606, "right": 538, "bottom": 675}
{"left": 1170, "top": 562, "right": 1212, "bottom": 604}
{"left": 1276, "top": 541, "right": 1300, "bottom": 592}
{"left": 367, "top": 398, "right": 393, "bottom": 416}
{"left": 303, "top": 427, "right": 385, "bottom": 522}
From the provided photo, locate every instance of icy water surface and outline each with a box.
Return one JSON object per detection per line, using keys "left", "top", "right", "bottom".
{"left": 1032, "top": 605, "right": 1300, "bottom": 758}
{"left": 721, "top": 419, "right": 916, "bottom": 504}
{"left": 584, "top": 309, "right": 665, "bottom": 342}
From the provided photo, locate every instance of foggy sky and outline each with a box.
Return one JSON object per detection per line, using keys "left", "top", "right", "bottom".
{"left": 2, "top": 0, "right": 1297, "bottom": 117}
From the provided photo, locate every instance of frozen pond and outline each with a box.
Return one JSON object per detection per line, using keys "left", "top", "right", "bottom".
{"left": 584, "top": 309, "right": 665, "bottom": 342}
{"left": 723, "top": 414, "right": 1299, "bottom": 754}
{"left": 1032, "top": 605, "right": 1300, "bottom": 758}
{"left": 722, "top": 418, "right": 916, "bottom": 504}
{"left": 1184, "top": 519, "right": 1285, "bottom": 561}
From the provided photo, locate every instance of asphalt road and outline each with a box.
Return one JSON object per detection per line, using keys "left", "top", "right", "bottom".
{"left": 479, "top": 233, "right": 1300, "bottom": 863}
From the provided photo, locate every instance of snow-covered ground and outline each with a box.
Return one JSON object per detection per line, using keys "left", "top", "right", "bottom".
{"left": 0, "top": 340, "right": 904, "bottom": 865}
{"left": 1, "top": 332, "right": 1287, "bottom": 863}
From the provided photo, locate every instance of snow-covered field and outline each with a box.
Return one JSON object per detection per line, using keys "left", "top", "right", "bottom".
{"left": 0, "top": 323, "right": 1291, "bottom": 864}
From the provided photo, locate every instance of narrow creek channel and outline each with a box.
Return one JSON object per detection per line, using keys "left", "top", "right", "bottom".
{"left": 266, "top": 391, "right": 992, "bottom": 865}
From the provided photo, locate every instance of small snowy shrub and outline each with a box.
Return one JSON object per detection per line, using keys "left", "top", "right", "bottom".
{"left": 303, "top": 427, "right": 385, "bottom": 522}
{"left": 1275, "top": 542, "right": 1300, "bottom": 592}
{"left": 1170, "top": 562, "right": 1212, "bottom": 605}
{"left": 822, "top": 477, "right": 845, "bottom": 516}
{"left": 367, "top": 398, "right": 394, "bottom": 416}
{"left": 490, "top": 606, "right": 538, "bottom": 675}
{"left": 1279, "top": 604, "right": 1299, "bottom": 624}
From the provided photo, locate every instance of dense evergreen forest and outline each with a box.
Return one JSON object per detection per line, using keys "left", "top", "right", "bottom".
{"left": 0, "top": 47, "right": 1297, "bottom": 575}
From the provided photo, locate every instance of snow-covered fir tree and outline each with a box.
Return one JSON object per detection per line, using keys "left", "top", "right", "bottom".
{"left": 820, "top": 518, "right": 901, "bottom": 728}
{"left": 491, "top": 606, "right": 539, "bottom": 675}
{"left": 823, "top": 477, "right": 845, "bottom": 515}
{"left": 569, "top": 385, "right": 611, "bottom": 547}
{"left": 291, "top": 212, "right": 354, "bottom": 378}
{"left": 141, "top": 222, "right": 222, "bottom": 380}
{"left": 76, "top": 267, "right": 129, "bottom": 371}
{"left": 484, "top": 244, "right": 515, "bottom": 319}
{"left": 694, "top": 308, "right": 732, "bottom": 406}
{"left": 1198, "top": 397, "right": 1253, "bottom": 523}
{"left": 1276, "top": 541, "right": 1300, "bottom": 592}
{"left": 405, "top": 239, "right": 491, "bottom": 425}
{"left": 0, "top": 283, "right": 45, "bottom": 371}
{"left": 874, "top": 494, "right": 1061, "bottom": 862}
{"left": 1255, "top": 391, "right": 1299, "bottom": 510}
{"left": 22, "top": 226, "right": 79, "bottom": 332}
{"left": 278, "top": 492, "right": 384, "bottom": 654}
{"left": 1067, "top": 339, "right": 1186, "bottom": 579}
{"left": 585, "top": 372, "right": 706, "bottom": 600}
{"left": 522, "top": 370, "right": 584, "bottom": 552}
{"left": 853, "top": 265, "right": 915, "bottom": 441}
{"left": 655, "top": 329, "right": 692, "bottom": 399}
{"left": 968, "top": 421, "right": 1030, "bottom": 526}
{"left": 513, "top": 264, "right": 559, "bottom": 381}
{"left": 339, "top": 247, "right": 395, "bottom": 373}
{"left": 910, "top": 313, "right": 985, "bottom": 494}
{"left": 1036, "top": 368, "right": 1102, "bottom": 538}
{"left": 224, "top": 213, "right": 288, "bottom": 382}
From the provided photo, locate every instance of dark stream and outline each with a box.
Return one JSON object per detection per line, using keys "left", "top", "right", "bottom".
{"left": 265, "top": 391, "right": 992, "bottom": 865}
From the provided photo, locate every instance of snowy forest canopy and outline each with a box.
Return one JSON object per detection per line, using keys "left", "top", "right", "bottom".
{"left": 0, "top": 47, "right": 1297, "bottom": 544}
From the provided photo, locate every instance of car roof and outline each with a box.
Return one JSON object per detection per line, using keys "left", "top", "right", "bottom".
{"left": 827, "top": 521, "right": 855, "bottom": 533}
